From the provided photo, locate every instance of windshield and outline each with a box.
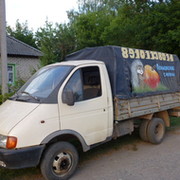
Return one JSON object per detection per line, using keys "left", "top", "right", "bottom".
{"left": 16, "top": 65, "right": 73, "bottom": 101}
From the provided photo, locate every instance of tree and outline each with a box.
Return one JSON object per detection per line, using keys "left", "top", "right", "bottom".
{"left": 36, "top": 21, "right": 76, "bottom": 66}
{"left": 102, "top": 0, "right": 180, "bottom": 56}
{"left": 147, "top": 0, "right": 180, "bottom": 56}
{"left": 55, "top": 23, "right": 76, "bottom": 60}
{"left": 36, "top": 21, "right": 58, "bottom": 66}
{"left": 102, "top": 3, "right": 142, "bottom": 47}
{"left": 77, "top": 0, "right": 124, "bottom": 13}
{"left": 7, "top": 20, "right": 37, "bottom": 48}
{"left": 73, "top": 11, "right": 112, "bottom": 49}
{"left": 7, "top": 0, "right": 179, "bottom": 68}
{"left": 68, "top": 0, "right": 118, "bottom": 49}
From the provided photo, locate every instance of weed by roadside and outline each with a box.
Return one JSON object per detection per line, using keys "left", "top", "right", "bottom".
{"left": 0, "top": 79, "right": 25, "bottom": 105}
{"left": 168, "top": 117, "right": 180, "bottom": 130}
{"left": 0, "top": 168, "right": 43, "bottom": 180}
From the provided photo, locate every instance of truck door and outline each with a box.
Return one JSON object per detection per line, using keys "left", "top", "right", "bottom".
{"left": 59, "top": 65, "right": 109, "bottom": 145}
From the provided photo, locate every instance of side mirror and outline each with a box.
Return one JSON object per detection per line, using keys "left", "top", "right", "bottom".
{"left": 62, "top": 89, "right": 75, "bottom": 106}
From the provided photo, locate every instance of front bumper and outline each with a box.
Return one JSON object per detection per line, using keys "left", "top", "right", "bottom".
{"left": 0, "top": 145, "right": 45, "bottom": 169}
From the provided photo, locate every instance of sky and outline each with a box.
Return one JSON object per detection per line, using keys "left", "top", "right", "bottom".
{"left": 5, "top": 0, "right": 78, "bottom": 31}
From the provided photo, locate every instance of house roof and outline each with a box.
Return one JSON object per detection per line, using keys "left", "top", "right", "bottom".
{"left": 6, "top": 35, "right": 42, "bottom": 57}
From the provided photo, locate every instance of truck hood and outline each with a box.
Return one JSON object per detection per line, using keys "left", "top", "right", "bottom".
{"left": 0, "top": 100, "right": 39, "bottom": 135}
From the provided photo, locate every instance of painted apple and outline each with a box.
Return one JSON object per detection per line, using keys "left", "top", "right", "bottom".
{"left": 144, "top": 65, "right": 160, "bottom": 89}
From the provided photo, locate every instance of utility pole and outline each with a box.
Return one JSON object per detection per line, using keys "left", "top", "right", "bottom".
{"left": 0, "top": 0, "right": 8, "bottom": 95}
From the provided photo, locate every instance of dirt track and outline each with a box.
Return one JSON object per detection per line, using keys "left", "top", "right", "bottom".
{"left": 71, "top": 128, "right": 180, "bottom": 180}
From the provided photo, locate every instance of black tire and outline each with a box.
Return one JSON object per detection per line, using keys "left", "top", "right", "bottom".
{"left": 147, "top": 118, "right": 165, "bottom": 144}
{"left": 40, "top": 141, "right": 79, "bottom": 180}
{"left": 139, "top": 119, "right": 150, "bottom": 142}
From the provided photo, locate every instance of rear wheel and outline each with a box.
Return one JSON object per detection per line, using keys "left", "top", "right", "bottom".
{"left": 40, "top": 141, "right": 79, "bottom": 180}
{"left": 147, "top": 118, "right": 165, "bottom": 144}
{"left": 139, "top": 119, "right": 150, "bottom": 142}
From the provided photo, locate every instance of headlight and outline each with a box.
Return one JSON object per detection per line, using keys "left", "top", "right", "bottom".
{"left": 0, "top": 135, "right": 17, "bottom": 149}
{"left": 0, "top": 135, "right": 7, "bottom": 148}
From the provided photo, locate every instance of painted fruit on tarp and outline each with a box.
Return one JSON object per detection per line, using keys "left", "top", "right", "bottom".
{"left": 144, "top": 65, "right": 160, "bottom": 89}
{"left": 131, "top": 60, "right": 167, "bottom": 93}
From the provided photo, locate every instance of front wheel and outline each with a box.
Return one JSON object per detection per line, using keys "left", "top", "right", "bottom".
{"left": 40, "top": 142, "right": 79, "bottom": 180}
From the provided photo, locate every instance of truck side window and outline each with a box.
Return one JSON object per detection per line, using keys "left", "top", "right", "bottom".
{"left": 64, "top": 70, "right": 83, "bottom": 102}
{"left": 64, "top": 66, "right": 102, "bottom": 102}
{"left": 82, "top": 66, "right": 102, "bottom": 100}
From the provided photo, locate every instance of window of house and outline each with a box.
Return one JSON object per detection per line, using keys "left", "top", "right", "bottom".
{"left": 7, "top": 64, "right": 15, "bottom": 84}
{"left": 64, "top": 66, "right": 102, "bottom": 102}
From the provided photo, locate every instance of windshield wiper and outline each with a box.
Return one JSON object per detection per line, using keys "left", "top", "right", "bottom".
{"left": 21, "top": 91, "right": 40, "bottom": 102}
{"left": 8, "top": 92, "right": 19, "bottom": 100}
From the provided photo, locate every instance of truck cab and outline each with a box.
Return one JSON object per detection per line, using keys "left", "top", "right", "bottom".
{"left": 0, "top": 60, "right": 113, "bottom": 179}
{"left": 59, "top": 61, "right": 113, "bottom": 146}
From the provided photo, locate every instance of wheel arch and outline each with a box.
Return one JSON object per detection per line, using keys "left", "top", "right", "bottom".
{"left": 139, "top": 110, "right": 170, "bottom": 127}
{"left": 41, "top": 130, "right": 90, "bottom": 152}
{"left": 154, "top": 110, "right": 170, "bottom": 127}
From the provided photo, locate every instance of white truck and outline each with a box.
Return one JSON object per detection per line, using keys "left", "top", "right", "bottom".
{"left": 0, "top": 46, "right": 180, "bottom": 180}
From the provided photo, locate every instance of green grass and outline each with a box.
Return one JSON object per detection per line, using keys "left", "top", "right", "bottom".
{"left": 168, "top": 117, "right": 180, "bottom": 130}
{"left": 0, "top": 117, "right": 179, "bottom": 180}
{"left": 0, "top": 167, "right": 42, "bottom": 180}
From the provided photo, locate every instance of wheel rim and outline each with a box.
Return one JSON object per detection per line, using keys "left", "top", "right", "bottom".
{"left": 154, "top": 123, "right": 164, "bottom": 140}
{"left": 52, "top": 152, "right": 72, "bottom": 176}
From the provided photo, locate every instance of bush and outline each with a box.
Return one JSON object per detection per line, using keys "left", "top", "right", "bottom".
{"left": 0, "top": 79, "right": 25, "bottom": 105}
{"left": 8, "top": 79, "right": 25, "bottom": 93}
{"left": 0, "top": 93, "right": 14, "bottom": 105}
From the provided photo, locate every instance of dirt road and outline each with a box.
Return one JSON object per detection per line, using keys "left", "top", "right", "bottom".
{"left": 2, "top": 127, "right": 180, "bottom": 180}
{"left": 71, "top": 128, "right": 180, "bottom": 180}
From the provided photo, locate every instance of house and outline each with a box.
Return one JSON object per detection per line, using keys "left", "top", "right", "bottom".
{"left": 1, "top": 35, "right": 42, "bottom": 85}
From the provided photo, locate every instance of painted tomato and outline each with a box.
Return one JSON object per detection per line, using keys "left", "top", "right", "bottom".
{"left": 144, "top": 65, "right": 160, "bottom": 89}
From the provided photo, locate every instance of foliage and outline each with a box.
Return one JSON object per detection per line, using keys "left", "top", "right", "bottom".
{"left": 101, "top": 0, "right": 179, "bottom": 55}
{"left": 55, "top": 23, "right": 76, "bottom": 60}
{"left": 73, "top": 10, "right": 113, "bottom": 49}
{"left": 7, "top": 20, "right": 37, "bottom": 48}
{"left": 36, "top": 21, "right": 76, "bottom": 66}
{"left": 8, "top": 79, "right": 25, "bottom": 93}
{"left": 0, "top": 79, "right": 25, "bottom": 105}
{"left": 6, "top": 0, "right": 180, "bottom": 66}
{"left": 35, "top": 21, "right": 58, "bottom": 66}
{"left": 169, "top": 117, "right": 180, "bottom": 128}
{"left": 69, "top": 0, "right": 179, "bottom": 56}
{"left": 0, "top": 93, "right": 13, "bottom": 105}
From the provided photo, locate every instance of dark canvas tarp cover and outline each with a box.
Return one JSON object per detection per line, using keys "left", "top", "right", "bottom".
{"left": 66, "top": 46, "right": 180, "bottom": 99}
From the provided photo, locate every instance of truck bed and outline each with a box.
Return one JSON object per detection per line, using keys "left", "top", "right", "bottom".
{"left": 114, "top": 92, "right": 180, "bottom": 121}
